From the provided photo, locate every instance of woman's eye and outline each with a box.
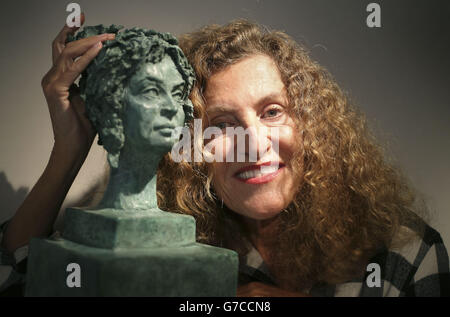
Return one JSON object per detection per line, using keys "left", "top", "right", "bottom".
{"left": 213, "top": 122, "right": 234, "bottom": 129}
{"left": 262, "top": 107, "right": 283, "bottom": 119}
{"left": 216, "top": 122, "right": 230, "bottom": 129}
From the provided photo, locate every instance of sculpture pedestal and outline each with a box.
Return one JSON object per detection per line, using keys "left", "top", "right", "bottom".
{"left": 25, "top": 208, "right": 238, "bottom": 296}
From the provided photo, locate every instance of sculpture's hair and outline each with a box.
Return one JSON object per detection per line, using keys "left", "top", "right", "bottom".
{"left": 155, "top": 20, "right": 428, "bottom": 290}
{"left": 68, "top": 25, "right": 195, "bottom": 167}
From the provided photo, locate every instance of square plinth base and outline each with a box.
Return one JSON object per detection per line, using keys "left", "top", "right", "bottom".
{"left": 63, "top": 208, "right": 196, "bottom": 249}
{"left": 25, "top": 237, "right": 238, "bottom": 296}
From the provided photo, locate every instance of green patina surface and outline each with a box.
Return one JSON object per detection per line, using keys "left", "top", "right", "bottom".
{"left": 26, "top": 25, "right": 238, "bottom": 296}
{"left": 62, "top": 208, "right": 196, "bottom": 249}
{"left": 25, "top": 238, "right": 238, "bottom": 296}
{"left": 66, "top": 25, "right": 195, "bottom": 210}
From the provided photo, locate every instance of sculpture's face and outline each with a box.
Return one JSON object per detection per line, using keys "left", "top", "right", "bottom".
{"left": 124, "top": 55, "right": 186, "bottom": 153}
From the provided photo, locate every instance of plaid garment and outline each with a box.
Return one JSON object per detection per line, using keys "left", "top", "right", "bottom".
{"left": 1, "top": 220, "right": 449, "bottom": 296}
{"left": 0, "top": 221, "right": 28, "bottom": 296}
{"left": 239, "top": 224, "right": 450, "bottom": 296}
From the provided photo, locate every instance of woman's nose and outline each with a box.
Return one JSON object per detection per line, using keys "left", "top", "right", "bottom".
{"left": 235, "top": 123, "right": 272, "bottom": 163}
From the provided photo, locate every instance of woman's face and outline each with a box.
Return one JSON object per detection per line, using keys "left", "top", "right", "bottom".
{"left": 204, "top": 54, "right": 301, "bottom": 221}
{"left": 124, "top": 55, "right": 186, "bottom": 154}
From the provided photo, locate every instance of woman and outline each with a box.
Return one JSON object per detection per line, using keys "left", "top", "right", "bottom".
{"left": 1, "top": 16, "right": 448, "bottom": 297}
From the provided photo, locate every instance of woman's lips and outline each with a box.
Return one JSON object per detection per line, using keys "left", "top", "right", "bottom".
{"left": 233, "top": 162, "right": 285, "bottom": 184}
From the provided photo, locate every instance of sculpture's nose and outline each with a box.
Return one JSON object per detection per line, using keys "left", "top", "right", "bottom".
{"left": 160, "top": 99, "right": 178, "bottom": 119}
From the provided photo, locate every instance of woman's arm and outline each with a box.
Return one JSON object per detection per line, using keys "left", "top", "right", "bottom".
{"left": 0, "top": 145, "right": 88, "bottom": 253}
{"left": 0, "top": 14, "right": 115, "bottom": 254}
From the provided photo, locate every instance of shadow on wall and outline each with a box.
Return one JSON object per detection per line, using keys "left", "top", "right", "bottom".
{"left": 0, "top": 171, "right": 29, "bottom": 223}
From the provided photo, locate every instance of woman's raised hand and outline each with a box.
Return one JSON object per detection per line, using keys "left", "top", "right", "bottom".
{"left": 0, "top": 16, "right": 116, "bottom": 253}
{"left": 41, "top": 13, "right": 115, "bottom": 161}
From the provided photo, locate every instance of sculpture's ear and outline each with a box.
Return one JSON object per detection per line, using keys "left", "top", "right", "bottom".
{"left": 121, "top": 86, "right": 132, "bottom": 126}
{"left": 183, "top": 99, "right": 194, "bottom": 125}
{"left": 122, "top": 86, "right": 130, "bottom": 109}
{"left": 107, "top": 152, "right": 120, "bottom": 169}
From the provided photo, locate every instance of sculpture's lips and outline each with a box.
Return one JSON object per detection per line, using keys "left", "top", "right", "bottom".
{"left": 154, "top": 125, "right": 176, "bottom": 137}
{"left": 154, "top": 125, "right": 177, "bottom": 130}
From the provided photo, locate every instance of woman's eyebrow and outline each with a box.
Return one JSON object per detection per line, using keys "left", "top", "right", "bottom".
{"left": 206, "top": 91, "right": 286, "bottom": 113}
{"left": 206, "top": 104, "right": 236, "bottom": 115}
{"left": 255, "top": 92, "right": 286, "bottom": 107}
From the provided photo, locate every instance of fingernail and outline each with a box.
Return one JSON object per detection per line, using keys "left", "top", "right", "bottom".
{"left": 99, "top": 34, "right": 115, "bottom": 41}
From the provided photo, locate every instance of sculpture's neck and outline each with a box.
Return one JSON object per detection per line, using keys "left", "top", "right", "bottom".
{"left": 98, "top": 145, "right": 164, "bottom": 210}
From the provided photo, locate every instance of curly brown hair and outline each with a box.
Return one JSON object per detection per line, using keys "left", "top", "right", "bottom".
{"left": 154, "top": 19, "right": 428, "bottom": 291}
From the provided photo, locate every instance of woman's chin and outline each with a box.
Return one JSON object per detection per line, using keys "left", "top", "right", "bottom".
{"left": 239, "top": 204, "right": 284, "bottom": 221}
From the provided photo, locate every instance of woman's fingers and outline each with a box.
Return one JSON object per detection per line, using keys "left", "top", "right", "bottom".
{"left": 51, "top": 11, "right": 116, "bottom": 88}
{"left": 43, "top": 36, "right": 111, "bottom": 99}
{"left": 58, "top": 41, "right": 104, "bottom": 87}
{"left": 52, "top": 25, "right": 77, "bottom": 65}
{"left": 62, "top": 33, "right": 114, "bottom": 60}
{"left": 54, "top": 33, "right": 115, "bottom": 87}
{"left": 52, "top": 12, "right": 85, "bottom": 65}
{"left": 72, "top": 41, "right": 103, "bottom": 70}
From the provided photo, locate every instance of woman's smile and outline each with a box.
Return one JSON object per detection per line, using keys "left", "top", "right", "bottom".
{"left": 233, "top": 161, "right": 285, "bottom": 184}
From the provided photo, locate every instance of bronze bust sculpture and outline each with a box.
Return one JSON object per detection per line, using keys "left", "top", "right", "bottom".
{"left": 25, "top": 25, "right": 237, "bottom": 296}
{"left": 68, "top": 25, "right": 194, "bottom": 210}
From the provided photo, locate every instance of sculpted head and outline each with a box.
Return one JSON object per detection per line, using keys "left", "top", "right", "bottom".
{"left": 69, "top": 25, "right": 195, "bottom": 168}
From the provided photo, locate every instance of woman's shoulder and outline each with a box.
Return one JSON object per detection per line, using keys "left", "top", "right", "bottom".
{"left": 379, "top": 223, "right": 449, "bottom": 295}
{"left": 389, "top": 223, "right": 446, "bottom": 266}
{"left": 311, "top": 223, "right": 450, "bottom": 297}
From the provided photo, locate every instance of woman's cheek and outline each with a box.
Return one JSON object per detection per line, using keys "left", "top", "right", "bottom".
{"left": 211, "top": 162, "right": 231, "bottom": 199}
{"left": 278, "top": 125, "right": 299, "bottom": 155}
{"left": 203, "top": 134, "right": 235, "bottom": 163}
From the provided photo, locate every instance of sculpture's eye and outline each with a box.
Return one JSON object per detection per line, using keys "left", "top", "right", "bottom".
{"left": 142, "top": 87, "right": 159, "bottom": 98}
{"left": 172, "top": 91, "right": 183, "bottom": 102}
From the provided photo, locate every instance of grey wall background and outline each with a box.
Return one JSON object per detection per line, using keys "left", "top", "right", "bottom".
{"left": 0, "top": 0, "right": 449, "bottom": 246}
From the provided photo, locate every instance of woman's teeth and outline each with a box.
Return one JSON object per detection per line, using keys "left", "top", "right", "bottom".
{"left": 236, "top": 165, "right": 280, "bottom": 180}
